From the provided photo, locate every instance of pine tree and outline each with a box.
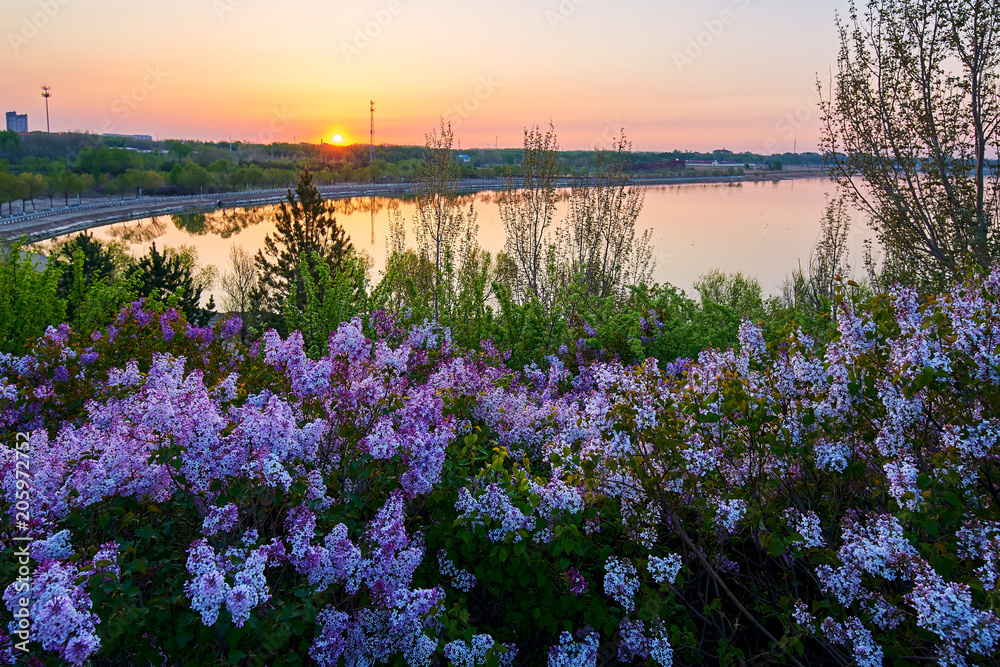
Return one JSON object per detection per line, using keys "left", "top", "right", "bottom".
{"left": 255, "top": 167, "right": 352, "bottom": 314}
{"left": 135, "top": 242, "right": 205, "bottom": 324}
{"left": 53, "top": 232, "right": 116, "bottom": 307}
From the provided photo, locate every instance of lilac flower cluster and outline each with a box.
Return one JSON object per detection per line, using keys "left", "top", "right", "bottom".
{"left": 647, "top": 554, "right": 683, "bottom": 585}
{"left": 443, "top": 634, "right": 516, "bottom": 667}
{"left": 6, "top": 271, "right": 1000, "bottom": 663}
{"left": 547, "top": 629, "right": 599, "bottom": 667}
{"left": 3, "top": 561, "right": 101, "bottom": 666}
{"left": 820, "top": 616, "right": 882, "bottom": 667}
{"left": 958, "top": 521, "right": 1000, "bottom": 590}
{"left": 784, "top": 510, "right": 824, "bottom": 549}
{"left": 184, "top": 534, "right": 277, "bottom": 627}
{"left": 618, "top": 619, "right": 673, "bottom": 666}
{"left": 604, "top": 557, "right": 639, "bottom": 613}
{"left": 437, "top": 551, "right": 477, "bottom": 592}
{"left": 566, "top": 567, "right": 589, "bottom": 595}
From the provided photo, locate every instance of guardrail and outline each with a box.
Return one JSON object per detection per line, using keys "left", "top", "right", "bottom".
{"left": 0, "top": 176, "right": 710, "bottom": 229}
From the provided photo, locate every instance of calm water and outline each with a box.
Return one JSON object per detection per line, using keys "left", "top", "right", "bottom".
{"left": 62, "top": 178, "right": 870, "bottom": 301}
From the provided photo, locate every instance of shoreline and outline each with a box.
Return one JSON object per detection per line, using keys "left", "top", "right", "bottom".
{"left": 0, "top": 170, "right": 827, "bottom": 245}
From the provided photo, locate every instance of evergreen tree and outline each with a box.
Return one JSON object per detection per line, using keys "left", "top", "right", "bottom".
{"left": 255, "top": 167, "right": 351, "bottom": 314}
{"left": 135, "top": 242, "right": 209, "bottom": 324}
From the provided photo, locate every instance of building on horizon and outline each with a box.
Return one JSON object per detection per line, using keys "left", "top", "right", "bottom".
{"left": 5, "top": 112, "right": 28, "bottom": 133}
{"left": 103, "top": 133, "right": 153, "bottom": 142}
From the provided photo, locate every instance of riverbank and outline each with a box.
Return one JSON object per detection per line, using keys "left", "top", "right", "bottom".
{"left": 0, "top": 169, "right": 824, "bottom": 245}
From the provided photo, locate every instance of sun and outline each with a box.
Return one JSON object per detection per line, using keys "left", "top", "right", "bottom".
{"left": 332, "top": 134, "right": 343, "bottom": 143}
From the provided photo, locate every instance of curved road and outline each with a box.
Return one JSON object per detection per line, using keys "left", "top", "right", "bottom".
{"left": 0, "top": 181, "right": 512, "bottom": 244}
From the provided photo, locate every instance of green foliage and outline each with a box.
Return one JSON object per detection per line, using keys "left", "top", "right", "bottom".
{"left": 283, "top": 249, "right": 369, "bottom": 358}
{"left": 694, "top": 269, "right": 764, "bottom": 321}
{"left": 0, "top": 241, "right": 66, "bottom": 353}
{"left": 256, "top": 168, "right": 352, "bottom": 315}
{"left": 135, "top": 242, "right": 212, "bottom": 325}
{"left": 51, "top": 232, "right": 117, "bottom": 319}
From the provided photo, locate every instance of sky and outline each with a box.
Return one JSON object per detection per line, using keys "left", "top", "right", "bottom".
{"left": 2, "top": 0, "right": 850, "bottom": 153}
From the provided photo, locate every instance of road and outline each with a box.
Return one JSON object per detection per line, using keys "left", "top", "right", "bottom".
{"left": 0, "top": 181, "right": 504, "bottom": 244}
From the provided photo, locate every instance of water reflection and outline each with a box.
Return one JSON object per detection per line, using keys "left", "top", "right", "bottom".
{"left": 62, "top": 179, "right": 870, "bottom": 298}
{"left": 170, "top": 207, "right": 270, "bottom": 238}
{"left": 107, "top": 216, "right": 169, "bottom": 244}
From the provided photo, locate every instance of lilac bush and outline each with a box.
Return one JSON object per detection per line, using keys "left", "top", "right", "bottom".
{"left": 2, "top": 267, "right": 1000, "bottom": 664}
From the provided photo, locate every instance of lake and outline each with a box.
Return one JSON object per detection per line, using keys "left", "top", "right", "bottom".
{"left": 61, "top": 178, "right": 870, "bottom": 301}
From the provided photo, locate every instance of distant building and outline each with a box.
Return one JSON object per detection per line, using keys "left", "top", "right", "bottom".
{"left": 5, "top": 112, "right": 28, "bottom": 133}
{"left": 103, "top": 133, "right": 153, "bottom": 141}
{"left": 457, "top": 154, "right": 471, "bottom": 164}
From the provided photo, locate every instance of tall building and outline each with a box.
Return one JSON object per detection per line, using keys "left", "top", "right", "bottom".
{"left": 5, "top": 112, "right": 28, "bottom": 133}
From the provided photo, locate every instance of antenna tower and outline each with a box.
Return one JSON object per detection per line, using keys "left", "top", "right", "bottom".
{"left": 41, "top": 85, "right": 51, "bottom": 133}
{"left": 370, "top": 100, "right": 375, "bottom": 163}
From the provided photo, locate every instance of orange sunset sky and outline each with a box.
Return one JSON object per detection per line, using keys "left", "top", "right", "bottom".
{"left": 3, "top": 0, "right": 849, "bottom": 152}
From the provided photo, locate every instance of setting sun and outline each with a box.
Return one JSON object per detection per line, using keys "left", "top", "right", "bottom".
{"left": 333, "top": 134, "right": 343, "bottom": 143}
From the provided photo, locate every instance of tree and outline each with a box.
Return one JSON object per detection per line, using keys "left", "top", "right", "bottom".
{"left": 220, "top": 245, "right": 262, "bottom": 341}
{"left": 51, "top": 231, "right": 117, "bottom": 318}
{"left": 557, "top": 131, "right": 654, "bottom": 300}
{"left": 0, "top": 130, "right": 20, "bottom": 157}
{"left": 18, "top": 173, "right": 46, "bottom": 212}
{"left": 787, "top": 196, "right": 854, "bottom": 312}
{"left": 283, "top": 249, "right": 369, "bottom": 358}
{"left": 255, "top": 168, "right": 352, "bottom": 314}
{"left": 694, "top": 269, "right": 765, "bottom": 320}
{"left": 412, "top": 118, "right": 478, "bottom": 320}
{"left": 499, "top": 123, "right": 560, "bottom": 308}
{"left": 0, "top": 240, "right": 65, "bottom": 353}
{"left": 821, "top": 0, "right": 1000, "bottom": 286}
{"left": 166, "top": 139, "right": 194, "bottom": 160}
{"left": 0, "top": 172, "right": 26, "bottom": 216}
{"left": 124, "top": 169, "right": 165, "bottom": 197}
{"left": 49, "top": 166, "right": 87, "bottom": 205}
{"left": 135, "top": 242, "right": 211, "bottom": 324}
